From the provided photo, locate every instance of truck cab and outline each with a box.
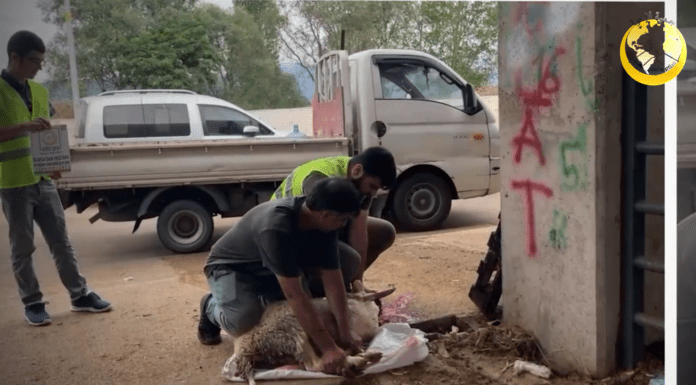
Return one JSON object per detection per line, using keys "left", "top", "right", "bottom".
{"left": 313, "top": 49, "right": 500, "bottom": 231}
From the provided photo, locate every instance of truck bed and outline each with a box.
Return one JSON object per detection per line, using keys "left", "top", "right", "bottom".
{"left": 56, "top": 137, "right": 349, "bottom": 190}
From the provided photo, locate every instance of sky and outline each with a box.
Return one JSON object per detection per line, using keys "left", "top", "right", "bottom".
{"left": 0, "top": 0, "right": 234, "bottom": 81}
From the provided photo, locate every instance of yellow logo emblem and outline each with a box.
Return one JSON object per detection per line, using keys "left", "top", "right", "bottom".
{"left": 620, "top": 14, "right": 687, "bottom": 86}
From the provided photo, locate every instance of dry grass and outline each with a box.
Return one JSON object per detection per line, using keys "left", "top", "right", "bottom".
{"left": 445, "top": 323, "right": 545, "bottom": 363}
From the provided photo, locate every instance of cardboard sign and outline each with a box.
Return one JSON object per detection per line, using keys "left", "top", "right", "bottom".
{"left": 31, "top": 125, "right": 71, "bottom": 173}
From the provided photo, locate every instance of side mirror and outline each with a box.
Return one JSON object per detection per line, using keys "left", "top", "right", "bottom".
{"left": 243, "top": 125, "right": 260, "bottom": 136}
{"left": 463, "top": 83, "right": 478, "bottom": 114}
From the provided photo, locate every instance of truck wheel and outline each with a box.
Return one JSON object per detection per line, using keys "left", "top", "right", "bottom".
{"left": 157, "top": 200, "right": 213, "bottom": 253}
{"left": 391, "top": 173, "right": 452, "bottom": 231}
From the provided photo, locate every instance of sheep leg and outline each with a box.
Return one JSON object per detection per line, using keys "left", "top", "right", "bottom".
{"left": 342, "top": 351, "right": 383, "bottom": 378}
{"left": 299, "top": 333, "right": 324, "bottom": 372}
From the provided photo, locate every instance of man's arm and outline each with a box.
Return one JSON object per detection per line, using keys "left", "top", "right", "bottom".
{"left": 0, "top": 118, "right": 51, "bottom": 142}
{"left": 322, "top": 268, "right": 360, "bottom": 352}
{"left": 276, "top": 275, "right": 343, "bottom": 355}
{"left": 349, "top": 209, "right": 369, "bottom": 281}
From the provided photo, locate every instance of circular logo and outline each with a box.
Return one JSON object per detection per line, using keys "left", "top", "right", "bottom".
{"left": 620, "top": 19, "right": 687, "bottom": 85}
{"left": 41, "top": 131, "right": 58, "bottom": 146}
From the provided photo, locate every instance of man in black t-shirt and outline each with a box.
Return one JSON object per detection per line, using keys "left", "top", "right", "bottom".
{"left": 198, "top": 178, "right": 364, "bottom": 375}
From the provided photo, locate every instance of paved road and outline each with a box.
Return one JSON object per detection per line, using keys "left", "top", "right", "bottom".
{"left": 0, "top": 192, "right": 499, "bottom": 384}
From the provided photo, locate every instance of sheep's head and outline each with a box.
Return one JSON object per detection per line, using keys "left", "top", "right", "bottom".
{"left": 346, "top": 281, "right": 395, "bottom": 342}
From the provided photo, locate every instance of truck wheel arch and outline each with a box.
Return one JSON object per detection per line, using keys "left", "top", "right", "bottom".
{"left": 137, "top": 186, "right": 230, "bottom": 219}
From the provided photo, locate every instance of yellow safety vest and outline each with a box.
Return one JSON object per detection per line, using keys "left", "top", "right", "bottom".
{"left": 271, "top": 156, "right": 350, "bottom": 200}
{"left": 0, "top": 78, "right": 50, "bottom": 189}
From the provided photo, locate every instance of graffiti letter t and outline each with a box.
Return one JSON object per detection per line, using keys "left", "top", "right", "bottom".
{"left": 511, "top": 179, "right": 554, "bottom": 257}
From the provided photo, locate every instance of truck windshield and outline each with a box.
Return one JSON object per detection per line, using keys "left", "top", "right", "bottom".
{"left": 378, "top": 63, "right": 465, "bottom": 110}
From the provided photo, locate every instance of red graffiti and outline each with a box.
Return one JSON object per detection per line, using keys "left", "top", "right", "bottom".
{"left": 511, "top": 179, "right": 554, "bottom": 257}
{"left": 515, "top": 3, "right": 547, "bottom": 40}
{"left": 512, "top": 47, "right": 566, "bottom": 166}
{"left": 512, "top": 107, "right": 545, "bottom": 165}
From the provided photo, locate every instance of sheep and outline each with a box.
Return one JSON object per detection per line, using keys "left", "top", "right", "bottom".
{"left": 227, "top": 280, "right": 396, "bottom": 385}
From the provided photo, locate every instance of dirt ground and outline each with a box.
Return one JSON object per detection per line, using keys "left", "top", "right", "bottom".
{"left": 0, "top": 195, "right": 662, "bottom": 385}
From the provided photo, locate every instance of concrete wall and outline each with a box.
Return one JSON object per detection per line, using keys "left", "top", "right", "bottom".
{"left": 249, "top": 106, "right": 314, "bottom": 136}
{"left": 499, "top": 2, "right": 664, "bottom": 376}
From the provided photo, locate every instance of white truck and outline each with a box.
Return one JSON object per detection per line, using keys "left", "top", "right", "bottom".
{"left": 57, "top": 49, "right": 500, "bottom": 253}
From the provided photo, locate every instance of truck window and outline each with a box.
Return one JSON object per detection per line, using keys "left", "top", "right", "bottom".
{"left": 198, "top": 105, "right": 273, "bottom": 136}
{"left": 378, "top": 63, "right": 464, "bottom": 110}
{"left": 103, "top": 104, "right": 191, "bottom": 138}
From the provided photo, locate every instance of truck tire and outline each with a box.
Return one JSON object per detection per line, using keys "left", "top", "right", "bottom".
{"left": 391, "top": 173, "right": 452, "bottom": 231}
{"left": 157, "top": 200, "right": 213, "bottom": 253}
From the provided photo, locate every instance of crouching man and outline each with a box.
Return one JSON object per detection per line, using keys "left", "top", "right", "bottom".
{"left": 198, "top": 178, "right": 364, "bottom": 375}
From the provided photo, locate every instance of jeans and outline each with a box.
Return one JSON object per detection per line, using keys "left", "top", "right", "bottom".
{"left": 1, "top": 180, "right": 88, "bottom": 306}
{"left": 204, "top": 245, "right": 361, "bottom": 337}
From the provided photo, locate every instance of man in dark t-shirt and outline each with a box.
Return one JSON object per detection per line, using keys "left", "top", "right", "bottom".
{"left": 198, "top": 178, "right": 364, "bottom": 375}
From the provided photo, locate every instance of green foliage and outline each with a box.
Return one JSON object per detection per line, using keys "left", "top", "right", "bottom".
{"left": 278, "top": 0, "right": 498, "bottom": 87}
{"left": 234, "top": 0, "right": 286, "bottom": 59}
{"left": 417, "top": 2, "right": 498, "bottom": 87}
{"left": 115, "top": 9, "right": 221, "bottom": 93}
{"left": 38, "top": 0, "right": 308, "bottom": 109}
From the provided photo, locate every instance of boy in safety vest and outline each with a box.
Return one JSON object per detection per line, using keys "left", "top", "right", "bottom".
{"left": 0, "top": 31, "right": 112, "bottom": 326}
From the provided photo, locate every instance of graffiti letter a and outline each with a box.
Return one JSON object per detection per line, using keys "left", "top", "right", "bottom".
{"left": 513, "top": 108, "right": 546, "bottom": 165}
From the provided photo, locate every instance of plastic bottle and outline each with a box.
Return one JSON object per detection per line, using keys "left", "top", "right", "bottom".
{"left": 512, "top": 360, "right": 551, "bottom": 378}
{"left": 286, "top": 124, "right": 306, "bottom": 138}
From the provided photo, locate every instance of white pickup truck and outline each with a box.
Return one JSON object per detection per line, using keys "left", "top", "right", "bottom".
{"left": 57, "top": 49, "right": 500, "bottom": 253}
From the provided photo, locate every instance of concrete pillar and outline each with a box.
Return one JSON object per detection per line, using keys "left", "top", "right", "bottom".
{"left": 499, "top": 2, "right": 663, "bottom": 377}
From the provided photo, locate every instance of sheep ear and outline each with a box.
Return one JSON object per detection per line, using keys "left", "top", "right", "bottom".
{"left": 361, "top": 287, "right": 396, "bottom": 302}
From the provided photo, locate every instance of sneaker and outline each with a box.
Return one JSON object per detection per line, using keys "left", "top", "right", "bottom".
{"left": 71, "top": 292, "right": 113, "bottom": 313}
{"left": 25, "top": 302, "right": 51, "bottom": 326}
{"left": 198, "top": 293, "right": 222, "bottom": 345}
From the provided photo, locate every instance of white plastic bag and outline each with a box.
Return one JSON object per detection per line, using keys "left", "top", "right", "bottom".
{"left": 221, "top": 323, "right": 429, "bottom": 382}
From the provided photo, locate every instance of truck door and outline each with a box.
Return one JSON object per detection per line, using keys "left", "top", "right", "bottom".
{"left": 371, "top": 58, "right": 491, "bottom": 192}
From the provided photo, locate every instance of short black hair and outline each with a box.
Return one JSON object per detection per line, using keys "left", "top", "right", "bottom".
{"left": 306, "top": 177, "right": 362, "bottom": 214}
{"left": 7, "top": 31, "right": 45, "bottom": 60}
{"left": 350, "top": 146, "right": 397, "bottom": 189}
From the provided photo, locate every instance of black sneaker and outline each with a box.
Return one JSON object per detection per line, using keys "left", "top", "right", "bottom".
{"left": 25, "top": 302, "right": 51, "bottom": 326}
{"left": 71, "top": 292, "right": 113, "bottom": 313}
{"left": 198, "top": 293, "right": 222, "bottom": 345}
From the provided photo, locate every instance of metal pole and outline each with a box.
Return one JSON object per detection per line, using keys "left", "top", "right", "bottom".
{"left": 64, "top": 0, "right": 80, "bottom": 117}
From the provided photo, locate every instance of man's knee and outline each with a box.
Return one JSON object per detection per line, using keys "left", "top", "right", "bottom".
{"left": 217, "top": 301, "right": 264, "bottom": 337}
{"left": 367, "top": 217, "right": 396, "bottom": 252}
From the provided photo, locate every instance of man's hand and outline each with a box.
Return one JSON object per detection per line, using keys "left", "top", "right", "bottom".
{"left": 338, "top": 330, "right": 363, "bottom": 355}
{"left": 24, "top": 117, "right": 52, "bottom": 133}
{"left": 49, "top": 171, "right": 62, "bottom": 180}
{"left": 319, "top": 346, "right": 347, "bottom": 374}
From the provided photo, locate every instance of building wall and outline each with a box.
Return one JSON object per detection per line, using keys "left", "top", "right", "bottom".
{"left": 499, "top": 2, "right": 664, "bottom": 376}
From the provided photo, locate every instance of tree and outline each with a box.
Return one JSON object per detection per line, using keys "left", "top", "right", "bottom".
{"left": 278, "top": 0, "right": 498, "bottom": 87}
{"left": 38, "top": 0, "right": 194, "bottom": 92}
{"left": 38, "top": 0, "right": 308, "bottom": 109}
{"left": 278, "top": 0, "right": 418, "bottom": 82}
{"left": 115, "top": 9, "right": 221, "bottom": 93}
{"left": 234, "top": 0, "right": 286, "bottom": 60}
{"left": 213, "top": 6, "right": 307, "bottom": 109}
{"left": 416, "top": 2, "right": 498, "bottom": 87}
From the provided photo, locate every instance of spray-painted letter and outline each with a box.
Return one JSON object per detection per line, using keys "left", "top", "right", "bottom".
{"left": 511, "top": 179, "right": 554, "bottom": 257}
{"left": 559, "top": 123, "right": 588, "bottom": 191}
